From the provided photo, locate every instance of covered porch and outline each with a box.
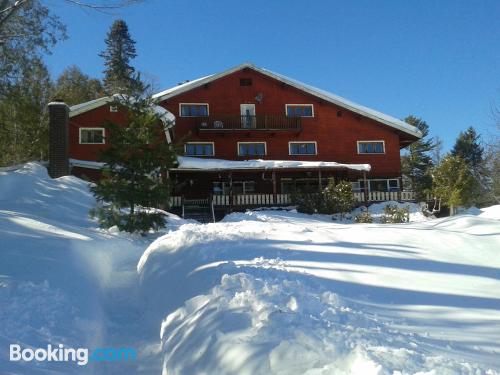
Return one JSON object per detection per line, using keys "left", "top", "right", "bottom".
{"left": 168, "top": 157, "right": 417, "bottom": 215}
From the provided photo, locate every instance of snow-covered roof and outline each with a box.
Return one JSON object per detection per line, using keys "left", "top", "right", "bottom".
{"left": 70, "top": 159, "right": 105, "bottom": 170}
{"left": 152, "top": 63, "right": 422, "bottom": 139}
{"left": 69, "top": 95, "right": 175, "bottom": 126}
{"left": 175, "top": 156, "right": 371, "bottom": 172}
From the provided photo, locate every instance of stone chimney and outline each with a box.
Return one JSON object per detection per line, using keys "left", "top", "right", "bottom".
{"left": 48, "top": 100, "right": 70, "bottom": 178}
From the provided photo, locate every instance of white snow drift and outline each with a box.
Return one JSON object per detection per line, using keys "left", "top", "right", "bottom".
{"left": 1, "top": 163, "right": 499, "bottom": 374}
{"left": 139, "top": 210, "right": 500, "bottom": 375}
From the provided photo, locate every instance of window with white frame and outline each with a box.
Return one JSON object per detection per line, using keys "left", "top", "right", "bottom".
{"left": 357, "top": 141, "right": 385, "bottom": 154}
{"left": 180, "top": 103, "right": 209, "bottom": 117}
{"left": 185, "top": 142, "right": 214, "bottom": 156}
{"left": 356, "top": 178, "right": 399, "bottom": 192}
{"left": 238, "top": 142, "right": 266, "bottom": 156}
{"left": 79, "top": 128, "right": 105, "bottom": 144}
{"left": 213, "top": 181, "right": 255, "bottom": 195}
{"left": 289, "top": 142, "right": 317, "bottom": 155}
{"left": 286, "top": 104, "right": 314, "bottom": 117}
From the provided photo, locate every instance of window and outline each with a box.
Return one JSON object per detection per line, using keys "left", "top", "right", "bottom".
{"left": 357, "top": 141, "right": 385, "bottom": 154}
{"left": 185, "top": 142, "right": 214, "bottom": 156}
{"left": 351, "top": 181, "right": 362, "bottom": 192}
{"left": 286, "top": 104, "right": 314, "bottom": 117}
{"left": 180, "top": 103, "right": 209, "bottom": 117}
{"left": 388, "top": 179, "right": 399, "bottom": 192}
{"left": 356, "top": 179, "right": 399, "bottom": 192}
{"left": 109, "top": 105, "right": 118, "bottom": 112}
{"left": 213, "top": 181, "right": 255, "bottom": 195}
{"left": 289, "top": 142, "right": 317, "bottom": 155}
{"left": 281, "top": 178, "right": 329, "bottom": 194}
{"left": 79, "top": 128, "right": 105, "bottom": 144}
{"left": 238, "top": 142, "right": 266, "bottom": 156}
{"left": 369, "top": 180, "right": 388, "bottom": 192}
{"left": 240, "top": 78, "right": 252, "bottom": 86}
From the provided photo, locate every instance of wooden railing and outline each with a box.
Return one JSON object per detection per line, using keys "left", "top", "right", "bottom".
{"left": 196, "top": 115, "right": 301, "bottom": 131}
{"left": 170, "top": 191, "right": 419, "bottom": 208}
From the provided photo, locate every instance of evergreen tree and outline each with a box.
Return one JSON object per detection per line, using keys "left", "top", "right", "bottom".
{"left": 432, "top": 155, "right": 479, "bottom": 215}
{"left": 90, "top": 95, "right": 177, "bottom": 233}
{"left": 451, "top": 126, "right": 484, "bottom": 172}
{"left": 99, "top": 19, "right": 144, "bottom": 95}
{"left": 54, "top": 66, "right": 104, "bottom": 106}
{"left": 451, "top": 126, "right": 489, "bottom": 205}
{"left": 401, "top": 115, "right": 435, "bottom": 201}
{"left": 0, "top": 59, "right": 53, "bottom": 166}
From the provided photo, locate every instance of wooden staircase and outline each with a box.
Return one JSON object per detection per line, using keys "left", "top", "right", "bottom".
{"left": 181, "top": 197, "right": 215, "bottom": 223}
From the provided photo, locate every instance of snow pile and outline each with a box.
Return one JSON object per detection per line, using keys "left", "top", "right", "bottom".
{"left": 139, "top": 210, "right": 500, "bottom": 374}
{"left": 0, "top": 163, "right": 189, "bottom": 373}
{"left": 161, "top": 273, "right": 490, "bottom": 375}
{"left": 465, "top": 205, "right": 500, "bottom": 220}
{"left": 176, "top": 156, "right": 371, "bottom": 172}
{"left": 352, "top": 201, "right": 430, "bottom": 222}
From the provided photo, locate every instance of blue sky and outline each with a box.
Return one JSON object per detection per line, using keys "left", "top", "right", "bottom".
{"left": 44, "top": 0, "right": 500, "bottom": 151}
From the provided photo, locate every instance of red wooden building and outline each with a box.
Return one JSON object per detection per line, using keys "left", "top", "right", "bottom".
{"left": 54, "top": 63, "right": 422, "bottom": 211}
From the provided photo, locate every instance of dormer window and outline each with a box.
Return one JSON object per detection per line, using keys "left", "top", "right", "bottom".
{"left": 286, "top": 104, "right": 314, "bottom": 117}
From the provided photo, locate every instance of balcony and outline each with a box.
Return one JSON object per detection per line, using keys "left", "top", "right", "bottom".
{"left": 196, "top": 115, "right": 301, "bottom": 132}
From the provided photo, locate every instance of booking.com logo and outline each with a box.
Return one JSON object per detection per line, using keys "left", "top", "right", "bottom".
{"left": 9, "top": 344, "right": 137, "bottom": 366}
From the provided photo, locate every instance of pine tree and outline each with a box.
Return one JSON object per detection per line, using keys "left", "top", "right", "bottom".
{"left": 451, "top": 126, "right": 488, "bottom": 205}
{"left": 54, "top": 66, "right": 104, "bottom": 106}
{"left": 99, "top": 19, "right": 143, "bottom": 95}
{"left": 401, "top": 115, "right": 435, "bottom": 201}
{"left": 90, "top": 95, "right": 177, "bottom": 233}
{"left": 432, "top": 155, "right": 479, "bottom": 215}
{"left": 451, "top": 127, "right": 484, "bottom": 171}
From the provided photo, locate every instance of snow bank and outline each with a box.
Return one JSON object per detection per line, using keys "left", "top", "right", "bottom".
{"left": 352, "top": 201, "right": 430, "bottom": 222}
{"left": 176, "top": 156, "right": 371, "bottom": 172}
{"left": 0, "top": 163, "right": 174, "bottom": 373}
{"left": 139, "top": 210, "right": 500, "bottom": 374}
{"left": 161, "top": 273, "right": 489, "bottom": 375}
{"left": 465, "top": 205, "right": 500, "bottom": 220}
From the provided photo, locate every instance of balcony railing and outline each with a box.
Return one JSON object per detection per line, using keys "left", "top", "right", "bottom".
{"left": 169, "top": 191, "right": 419, "bottom": 208}
{"left": 196, "top": 115, "right": 301, "bottom": 131}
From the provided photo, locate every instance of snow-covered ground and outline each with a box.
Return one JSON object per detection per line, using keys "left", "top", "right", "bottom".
{"left": 1, "top": 163, "right": 499, "bottom": 374}
{"left": 0, "top": 163, "right": 185, "bottom": 374}
{"left": 139, "top": 210, "right": 500, "bottom": 374}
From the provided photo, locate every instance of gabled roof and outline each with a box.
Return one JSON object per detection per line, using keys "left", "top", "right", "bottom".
{"left": 152, "top": 63, "right": 422, "bottom": 139}
{"left": 69, "top": 95, "right": 175, "bottom": 126}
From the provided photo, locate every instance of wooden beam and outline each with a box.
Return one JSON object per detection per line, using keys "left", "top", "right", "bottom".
{"left": 272, "top": 171, "right": 277, "bottom": 205}
{"left": 363, "top": 171, "right": 368, "bottom": 204}
{"left": 318, "top": 169, "right": 322, "bottom": 192}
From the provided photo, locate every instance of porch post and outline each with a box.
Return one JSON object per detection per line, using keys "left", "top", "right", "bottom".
{"left": 229, "top": 172, "right": 233, "bottom": 211}
{"left": 318, "top": 169, "right": 322, "bottom": 192}
{"left": 363, "top": 171, "right": 368, "bottom": 204}
{"left": 272, "top": 171, "right": 277, "bottom": 204}
{"left": 398, "top": 176, "right": 403, "bottom": 202}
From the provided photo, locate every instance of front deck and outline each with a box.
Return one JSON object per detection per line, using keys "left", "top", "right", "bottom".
{"left": 170, "top": 191, "right": 418, "bottom": 209}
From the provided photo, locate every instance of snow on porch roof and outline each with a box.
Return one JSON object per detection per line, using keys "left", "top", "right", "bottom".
{"left": 175, "top": 156, "right": 371, "bottom": 172}
{"left": 152, "top": 63, "right": 422, "bottom": 139}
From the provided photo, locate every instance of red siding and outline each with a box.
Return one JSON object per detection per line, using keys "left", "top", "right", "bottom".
{"left": 159, "top": 68, "right": 403, "bottom": 178}
{"left": 69, "top": 67, "right": 413, "bottom": 179}
{"left": 69, "top": 104, "right": 128, "bottom": 162}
